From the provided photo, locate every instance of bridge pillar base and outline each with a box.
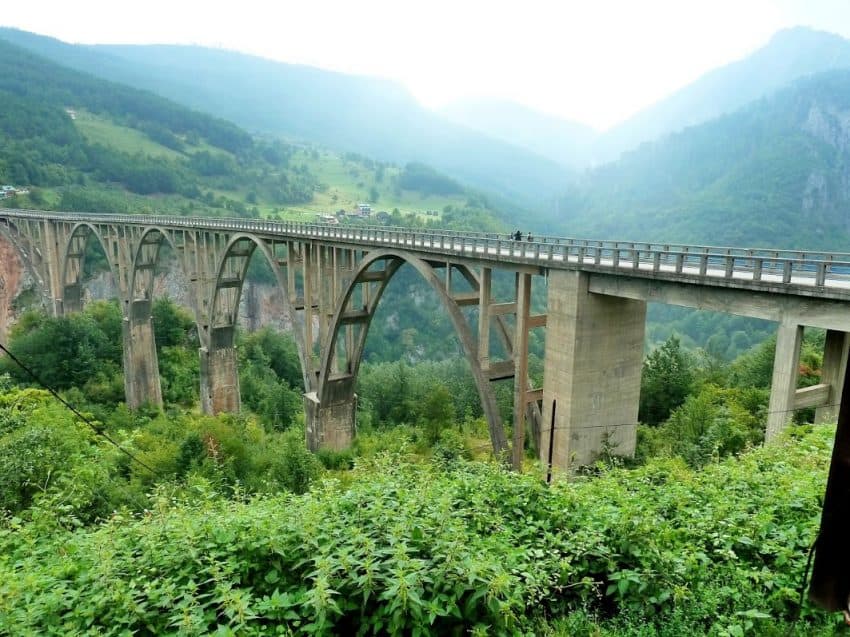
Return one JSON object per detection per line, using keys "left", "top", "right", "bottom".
{"left": 766, "top": 322, "right": 803, "bottom": 441}
{"left": 540, "top": 270, "right": 646, "bottom": 475}
{"left": 63, "top": 283, "right": 83, "bottom": 315}
{"left": 122, "top": 300, "right": 163, "bottom": 410}
{"left": 304, "top": 392, "right": 355, "bottom": 452}
{"left": 200, "top": 326, "right": 241, "bottom": 414}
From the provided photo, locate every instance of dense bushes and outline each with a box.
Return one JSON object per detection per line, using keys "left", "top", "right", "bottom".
{"left": 0, "top": 302, "right": 123, "bottom": 393}
{"left": 0, "top": 382, "right": 322, "bottom": 526}
{"left": 0, "top": 426, "right": 839, "bottom": 635}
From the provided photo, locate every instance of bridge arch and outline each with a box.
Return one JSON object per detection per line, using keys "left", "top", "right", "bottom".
{"left": 315, "top": 248, "right": 508, "bottom": 454}
{"left": 59, "top": 222, "right": 119, "bottom": 314}
{"left": 128, "top": 226, "right": 194, "bottom": 310}
{"left": 204, "top": 233, "right": 313, "bottom": 414}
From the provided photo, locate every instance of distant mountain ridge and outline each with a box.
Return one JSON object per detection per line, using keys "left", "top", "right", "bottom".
{"left": 553, "top": 68, "right": 850, "bottom": 250}
{"left": 0, "top": 28, "right": 569, "bottom": 207}
{"left": 594, "top": 27, "right": 850, "bottom": 162}
{"left": 440, "top": 99, "right": 597, "bottom": 169}
{"left": 437, "top": 27, "right": 850, "bottom": 168}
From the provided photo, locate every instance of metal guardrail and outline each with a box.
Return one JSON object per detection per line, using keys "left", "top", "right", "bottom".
{"left": 3, "top": 208, "right": 850, "bottom": 293}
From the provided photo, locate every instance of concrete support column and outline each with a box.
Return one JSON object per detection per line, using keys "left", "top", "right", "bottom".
{"left": 302, "top": 243, "right": 314, "bottom": 356}
{"left": 199, "top": 325, "right": 241, "bottom": 414}
{"left": 63, "top": 283, "right": 83, "bottom": 314}
{"left": 478, "top": 267, "right": 492, "bottom": 372}
{"left": 766, "top": 321, "right": 804, "bottom": 441}
{"left": 42, "top": 221, "right": 63, "bottom": 317}
{"left": 512, "top": 272, "right": 531, "bottom": 470}
{"left": 122, "top": 299, "right": 163, "bottom": 409}
{"left": 816, "top": 330, "right": 850, "bottom": 424}
{"left": 540, "top": 270, "right": 646, "bottom": 473}
{"left": 304, "top": 391, "right": 356, "bottom": 451}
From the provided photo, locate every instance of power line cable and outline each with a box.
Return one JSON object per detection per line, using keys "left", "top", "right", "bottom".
{"left": 0, "top": 341, "right": 159, "bottom": 476}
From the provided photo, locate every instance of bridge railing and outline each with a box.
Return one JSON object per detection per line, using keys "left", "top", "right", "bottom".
{"left": 3, "top": 208, "right": 850, "bottom": 290}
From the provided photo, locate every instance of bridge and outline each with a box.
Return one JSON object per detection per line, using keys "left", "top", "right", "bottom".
{"left": 2, "top": 208, "right": 850, "bottom": 473}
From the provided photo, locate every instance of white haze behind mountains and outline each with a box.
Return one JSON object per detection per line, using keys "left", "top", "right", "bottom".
{"left": 2, "top": 0, "right": 850, "bottom": 129}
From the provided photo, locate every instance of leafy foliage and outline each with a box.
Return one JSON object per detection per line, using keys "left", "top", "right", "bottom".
{"left": 0, "top": 427, "right": 839, "bottom": 634}
{"left": 639, "top": 336, "right": 694, "bottom": 425}
{"left": 0, "top": 302, "right": 122, "bottom": 394}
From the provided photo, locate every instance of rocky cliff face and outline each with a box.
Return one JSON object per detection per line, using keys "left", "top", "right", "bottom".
{"left": 801, "top": 102, "right": 850, "bottom": 232}
{"left": 0, "top": 231, "right": 45, "bottom": 343}
{"left": 83, "top": 267, "right": 294, "bottom": 333}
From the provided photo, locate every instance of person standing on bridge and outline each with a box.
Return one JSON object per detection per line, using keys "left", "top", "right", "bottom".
{"left": 513, "top": 230, "right": 522, "bottom": 241}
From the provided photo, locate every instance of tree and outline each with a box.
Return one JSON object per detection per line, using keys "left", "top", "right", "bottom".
{"left": 152, "top": 298, "right": 196, "bottom": 350}
{"left": 2, "top": 306, "right": 120, "bottom": 392}
{"left": 419, "top": 384, "right": 456, "bottom": 444}
{"left": 639, "top": 335, "right": 694, "bottom": 425}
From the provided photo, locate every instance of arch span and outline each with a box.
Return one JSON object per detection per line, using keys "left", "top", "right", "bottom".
{"left": 124, "top": 226, "right": 202, "bottom": 410}
{"left": 128, "top": 226, "right": 193, "bottom": 309}
{"left": 59, "top": 222, "right": 119, "bottom": 314}
{"left": 314, "top": 248, "right": 508, "bottom": 454}
{"left": 204, "top": 233, "right": 313, "bottom": 414}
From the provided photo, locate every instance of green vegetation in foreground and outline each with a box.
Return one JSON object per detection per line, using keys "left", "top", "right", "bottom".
{"left": 0, "top": 424, "right": 841, "bottom": 635}
{"left": 0, "top": 297, "right": 845, "bottom": 634}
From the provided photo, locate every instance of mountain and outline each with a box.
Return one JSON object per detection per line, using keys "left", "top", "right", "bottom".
{"left": 429, "top": 28, "right": 850, "bottom": 171}
{"left": 0, "top": 28, "right": 569, "bottom": 207}
{"left": 555, "top": 68, "right": 850, "bottom": 250}
{"left": 594, "top": 27, "right": 850, "bottom": 162}
{"left": 0, "top": 36, "right": 510, "bottom": 231}
{"left": 440, "top": 99, "right": 597, "bottom": 169}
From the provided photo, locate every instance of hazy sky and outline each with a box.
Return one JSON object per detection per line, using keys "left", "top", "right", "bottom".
{"left": 3, "top": 0, "right": 850, "bottom": 130}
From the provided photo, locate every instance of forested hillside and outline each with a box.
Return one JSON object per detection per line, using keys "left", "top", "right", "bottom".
{"left": 555, "top": 69, "right": 850, "bottom": 250}
{"left": 0, "top": 28, "right": 569, "bottom": 207}
{"left": 0, "top": 38, "right": 316, "bottom": 215}
{"left": 0, "top": 37, "right": 508, "bottom": 230}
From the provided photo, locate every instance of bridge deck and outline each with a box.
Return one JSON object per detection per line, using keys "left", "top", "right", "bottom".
{"left": 3, "top": 208, "right": 849, "bottom": 300}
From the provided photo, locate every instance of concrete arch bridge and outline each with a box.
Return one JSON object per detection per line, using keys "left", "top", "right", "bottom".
{"left": 3, "top": 208, "right": 850, "bottom": 473}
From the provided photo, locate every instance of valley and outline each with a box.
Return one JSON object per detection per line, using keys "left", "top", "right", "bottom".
{"left": 1, "top": 15, "right": 850, "bottom": 635}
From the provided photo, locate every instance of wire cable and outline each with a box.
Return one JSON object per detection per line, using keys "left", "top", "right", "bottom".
{"left": 0, "top": 341, "right": 159, "bottom": 476}
{"left": 784, "top": 534, "right": 819, "bottom": 637}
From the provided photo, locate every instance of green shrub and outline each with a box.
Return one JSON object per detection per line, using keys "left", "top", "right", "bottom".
{"left": 315, "top": 447, "right": 356, "bottom": 471}
{"left": 0, "top": 427, "right": 838, "bottom": 635}
{"left": 431, "top": 428, "right": 471, "bottom": 463}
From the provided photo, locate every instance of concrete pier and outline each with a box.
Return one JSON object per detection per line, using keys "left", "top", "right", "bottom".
{"left": 540, "top": 270, "right": 646, "bottom": 471}
{"left": 766, "top": 322, "right": 803, "bottom": 441}
{"left": 122, "top": 299, "right": 163, "bottom": 409}
{"left": 199, "top": 326, "right": 241, "bottom": 414}
{"left": 304, "top": 391, "right": 356, "bottom": 451}
{"left": 815, "top": 330, "right": 850, "bottom": 424}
